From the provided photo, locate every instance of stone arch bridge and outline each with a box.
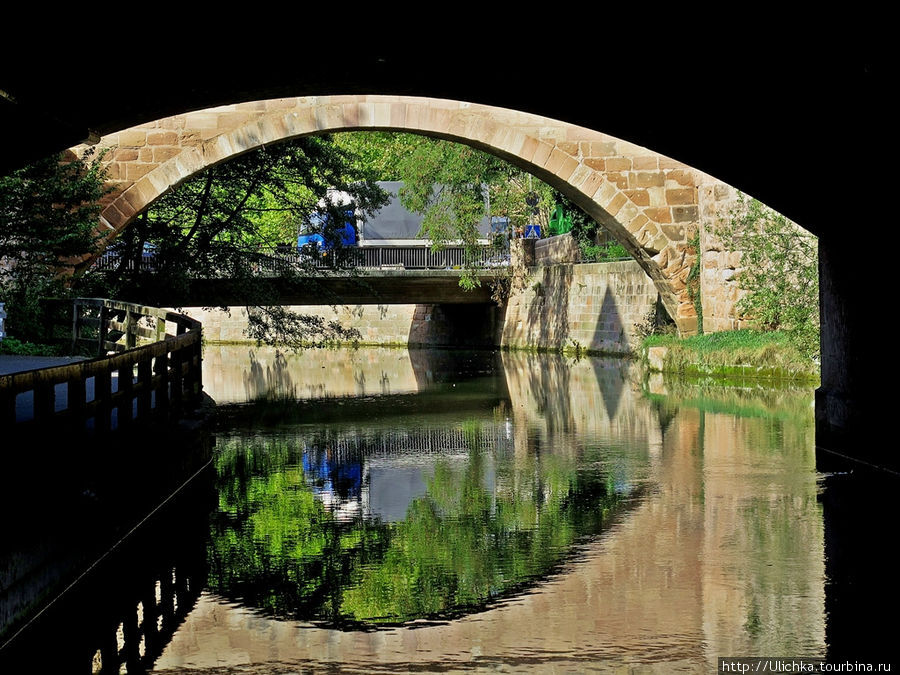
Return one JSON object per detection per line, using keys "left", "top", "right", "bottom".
{"left": 73, "top": 95, "right": 746, "bottom": 335}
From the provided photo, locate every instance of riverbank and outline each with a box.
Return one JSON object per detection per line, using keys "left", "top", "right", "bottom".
{"left": 641, "top": 330, "right": 819, "bottom": 383}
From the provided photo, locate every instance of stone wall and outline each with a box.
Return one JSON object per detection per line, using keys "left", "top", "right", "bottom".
{"left": 182, "top": 303, "right": 500, "bottom": 348}
{"left": 698, "top": 181, "right": 750, "bottom": 332}
{"left": 534, "top": 234, "right": 581, "bottom": 265}
{"left": 501, "top": 260, "right": 660, "bottom": 354}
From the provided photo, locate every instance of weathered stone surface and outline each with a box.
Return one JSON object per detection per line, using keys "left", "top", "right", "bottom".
{"left": 584, "top": 140, "right": 617, "bottom": 157}
{"left": 147, "top": 130, "right": 178, "bottom": 145}
{"left": 633, "top": 156, "right": 658, "bottom": 170}
{"left": 666, "top": 188, "right": 695, "bottom": 205}
{"left": 125, "top": 163, "right": 154, "bottom": 181}
{"left": 632, "top": 171, "right": 665, "bottom": 188}
{"left": 647, "top": 346, "right": 667, "bottom": 372}
{"left": 673, "top": 205, "right": 699, "bottom": 222}
{"left": 660, "top": 225, "right": 686, "bottom": 241}
{"left": 117, "top": 130, "right": 147, "bottom": 147}
{"left": 502, "top": 261, "right": 661, "bottom": 353}
{"left": 624, "top": 189, "right": 650, "bottom": 206}
{"left": 644, "top": 207, "right": 672, "bottom": 223}
{"left": 606, "top": 157, "right": 632, "bottom": 171}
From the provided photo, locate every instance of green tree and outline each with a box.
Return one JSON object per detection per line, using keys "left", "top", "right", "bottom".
{"left": 718, "top": 194, "right": 819, "bottom": 358}
{"left": 335, "top": 132, "right": 558, "bottom": 288}
{"left": 0, "top": 149, "right": 109, "bottom": 341}
{"left": 82, "top": 136, "right": 389, "bottom": 347}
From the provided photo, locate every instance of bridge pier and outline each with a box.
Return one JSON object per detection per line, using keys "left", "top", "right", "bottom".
{"left": 815, "top": 237, "right": 890, "bottom": 473}
{"left": 816, "top": 234, "right": 898, "bottom": 662}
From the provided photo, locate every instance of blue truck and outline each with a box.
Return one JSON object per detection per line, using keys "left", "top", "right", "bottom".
{"left": 297, "top": 208, "right": 358, "bottom": 255}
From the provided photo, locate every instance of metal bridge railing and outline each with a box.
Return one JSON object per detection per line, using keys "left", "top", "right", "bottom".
{"left": 91, "top": 245, "right": 506, "bottom": 273}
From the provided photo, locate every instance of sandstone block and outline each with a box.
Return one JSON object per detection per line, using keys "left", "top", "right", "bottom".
{"left": 586, "top": 141, "right": 617, "bottom": 157}
{"left": 676, "top": 302, "right": 697, "bottom": 319}
{"left": 118, "top": 130, "right": 147, "bottom": 147}
{"left": 125, "top": 163, "right": 154, "bottom": 181}
{"left": 633, "top": 156, "right": 658, "bottom": 170}
{"left": 658, "top": 157, "right": 684, "bottom": 170}
{"left": 532, "top": 141, "right": 553, "bottom": 167}
{"left": 606, "top": 157, "right": 632, "bottom": 171}
{"left": 632, "top": 171, "right": 665, "bottom": 188}
{"left": 673, "top": 205, "right": 699, "bottom": 222}
{"left": 152, "top": 147, "right": 181, "bottom": 163}
{"left": 714, "top": 183, "right": 733, "bottom": 200}
{"left": 644, "top": 207, "right": 672, "bottom": 223}
{"left": 147, "top": 130, "right": 178, "bottom": 146}
{"left": 606, "top": 192, "right": 627, "bottom": 216}
{"left": 618, "top": 201, "right": 639, "bottom": 225}
{"left": 666, "top": 169, "right": 695, "bottom": 186}
{"left": 666, "top": 188, "right": 695, "bottom": 205}
{"left": 114, "top": 148, "right": 139, "bottom": 162}
{"left": 660, "top": 224, "right": 686, "bottom": 241}
{"left": 624, "top": 189, "right": 650, "bottom": 206}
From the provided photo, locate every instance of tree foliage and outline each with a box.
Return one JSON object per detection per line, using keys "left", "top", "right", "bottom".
{"left": 336, "top": 132, "right": 558, "bottom": 288}
{"left": 0, "top": 149, "right": 109, "bottom": 340}
{"left": 717, "top": 194, "right": 819, "bottom": 358}
{"left": 82, "top": 136, "right": 389, "bottom": 347}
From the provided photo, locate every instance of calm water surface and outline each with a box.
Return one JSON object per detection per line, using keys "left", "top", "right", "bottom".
{"left": 154, "top": 346, "right": 823, "bottom": 673}
{"left": 2, "top": 345, "right": 825, "bottom": 673}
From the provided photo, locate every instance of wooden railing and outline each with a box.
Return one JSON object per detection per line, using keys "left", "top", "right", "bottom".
{"left": 1, "top": 299, "right": 202, "bottom": 431}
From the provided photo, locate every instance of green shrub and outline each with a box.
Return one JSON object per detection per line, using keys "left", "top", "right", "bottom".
{"left": 717, "top": 194, "right": 819, "bottom": 359}
{"left": 0, "top": 337, "right": 61, "bottom": 356}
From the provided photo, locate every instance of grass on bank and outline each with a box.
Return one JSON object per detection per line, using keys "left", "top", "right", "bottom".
{"left": 641, "top": 329, "right": 819, "bottom": 382}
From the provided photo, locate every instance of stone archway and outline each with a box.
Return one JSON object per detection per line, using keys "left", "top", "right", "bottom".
{"left": 74, "top": 95, "right": 741, "bottom": 336}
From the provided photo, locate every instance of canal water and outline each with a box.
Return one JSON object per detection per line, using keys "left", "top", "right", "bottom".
{"left": 1, "top": 345, "right": 825, "bottom": 673}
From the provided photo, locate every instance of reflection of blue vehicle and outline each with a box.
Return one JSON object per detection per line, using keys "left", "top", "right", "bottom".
{"left": 302, "top": 449, "right": 363, "bottom": 501}
{"left": 297, "top": 210, "right": 357, "bottom": 253}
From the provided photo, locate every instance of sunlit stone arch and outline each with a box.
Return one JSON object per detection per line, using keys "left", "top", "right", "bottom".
{"left": 74, "top": 95, "right": 737, "bottom": 335}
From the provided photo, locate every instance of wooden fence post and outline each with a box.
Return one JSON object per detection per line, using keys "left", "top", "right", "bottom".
{"left": 137, "top": 357, "right": 152, "bottom": 418}
{"left": 94, "top": 365, "right": 112, "bottom": 432}
{"left": 98, "top": 304, "right": 108, "bottom": 356}
{"left": 71, "top": 300, "right": 81, "bottom": 354}
{"left": 169, "top": 347, "right": 183, "bottom": 418}
{"left": 125, "top": 308, "right": 136, "bottom": 350}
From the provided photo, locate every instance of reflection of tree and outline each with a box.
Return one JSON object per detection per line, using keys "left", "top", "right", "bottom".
{"left": 243, "top": 349, "right": 297, "bottom": 402}
{"left": 207, "top": 437, "right": 386, "bottom": 623}
{"left": 339, "top": 447, "right": 625, "bottom": 624}
{"left": 208, "top": 430, "right": 638, "bottom": 627}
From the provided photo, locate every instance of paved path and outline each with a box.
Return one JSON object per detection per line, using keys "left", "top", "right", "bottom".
{"left": 1, "top": 354, "right": 97, "bottom": 423}
{"left": 0, "top": 355, "right": 88, "bottom": 376}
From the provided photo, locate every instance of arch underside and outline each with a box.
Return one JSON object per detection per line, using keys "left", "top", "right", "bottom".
{"left": 81, "top": 96, "right": 707, "bottom": 334}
